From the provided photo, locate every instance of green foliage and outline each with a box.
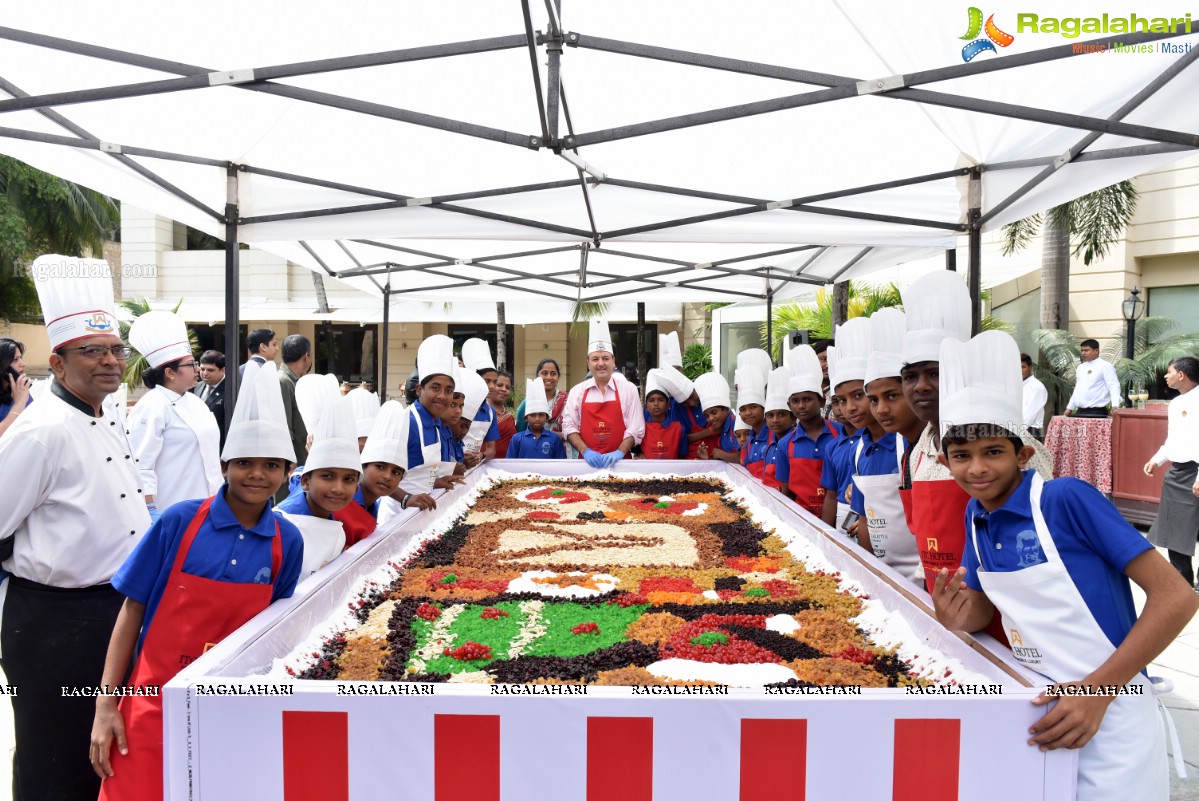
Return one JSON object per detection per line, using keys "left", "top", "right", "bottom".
{"left": 568, "top": 301, "right": 611, "bottom": 336}
{"left": 120, "top": 298, "right": 199, "bottom": 388}
{"left": 1001, "top": 181, "right": 1138, "bottom": 266}
{"left": 681, "top": 343, "right": 712, "bottom": 380}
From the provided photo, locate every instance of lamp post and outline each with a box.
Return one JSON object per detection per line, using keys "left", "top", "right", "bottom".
{"left": 1120, "top": 286, "right": 1143, "bottom": 406}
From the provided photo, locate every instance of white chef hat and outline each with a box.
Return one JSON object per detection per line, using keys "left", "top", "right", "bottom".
{"left": 525, "top": 377, "right": 549, "bottom": 415}
{"left": 658, "top": 364, "right": 694, "bottom": 403}
{"left": 734, "top": 413, "right": 752, "bottom": 432}
{"left": 902, "top": 271, "right": 971, "bottom": 366}
{"left": 694, "top": 372, "right": 731, "bottom": 410}
{"left": 735, "top": 366, "right": 766, "bottom": 410}
{"left": 644, "top": 368, "right": 670, "bottom": 400}
{"left": 588, "top": 319, "right": 614, "bottom": 355}
{"left": 295, "top": 374, "right": 341, "bottom": 434}
{"left": 939, "top": 331, "right": 1024, "bottom": 439}
{"left": 736, "top": 348, "right": 773, "bottom": 382}
{"left": 220, "top": 360, "right": 294, "bottom": 462}
{"left": 128, "top": 310, "right": 192, "bottom": 369}
{"left": 765, "top": 366, "right": 791, "bottom": 413}
{"left": 34, "top": 254, "right": 119, "bottom": 349}
{"left": 360, "top": 400, "right": 409, "bottom": 469}
{"left": 347, "top": 387, "right": 381, "bottom": 439}
{"left": 864, "top": 308, "right": 907, "bottom": 387}
{"left": 418, "top": 335, "right": 456, "bottom": 383}
{"left": 658, "top": 331, "right": 683, "bottom": 368}
{"left": 458, "top": 370, "right": 490, "bottom": 420}
{"left": 786, "top": 344, "right": 823, "bottom": 396}
{"left": 829, "top": 317, "right": 870, "bottom": 390}
{"left": 305, "top": 394, "right": 362, "bottom": 473}
{"left": 461, "top": 338, "right": 496, "bottom": 374}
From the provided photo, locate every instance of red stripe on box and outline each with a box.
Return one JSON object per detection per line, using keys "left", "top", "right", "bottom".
{"left": 282, "top": 711, "right": 349, "bottom": 801}
{"left": 893, "top": 719, "right": 960, "bottom": 801}
{"left": 435, "top": 714, "right": 500, "bottom": 801}
{"left": 740, "top": 718, "right": 807, "bottom": 800}
{"left": 588, "top": 717, "right": 653, "bottom": 801}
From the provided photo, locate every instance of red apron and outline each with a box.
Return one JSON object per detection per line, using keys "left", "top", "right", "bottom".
{"left": 578, "top": 383, "right": 626, "bottom": 455}
{"left": 99, "top": 499, "right": 282, "bottom": 801}
{"left": 683, "top": 405, "right": 710, "bottom": 460}
{"left": 333, "top": 499, "right": 377, "bottom": 547}
{"left": 744, "top": 431, "right": 781, "bottom": 490}
{"left": 643, "top": 420, "right": 683, "bottom": 459}
{"left": 788, "top": 420, "right": 840, "bottom": 516}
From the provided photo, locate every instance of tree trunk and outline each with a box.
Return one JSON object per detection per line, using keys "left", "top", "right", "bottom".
{"left": 496, "top": 302, "right": 507, "bottom": 373}
{"left": 1040, "top": 215, "right": 1070, "bottom": 331}
{"left": 311, "top": 271, "right": 330, "bottom": 314}
{"left": 636, "top": 302, "right": 647, "bottom": 391}
{"left": 831, "top": 280, "right": 850, "bottom": 333}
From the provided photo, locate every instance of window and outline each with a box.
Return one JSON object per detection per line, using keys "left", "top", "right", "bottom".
{"left": 1148, "top": 285, "right": 1199, "bottom": 341}
{"left": 447, "top": 325, "right": 515, "bottom": 375}
{"left": 719, "top": 321, "right": 764, "bottom": 382}
{"left": 314, "top": 324, "right": 378, "bottom": 385}
{"left": 189, "top": 324, "right": 247, "bottom": 362}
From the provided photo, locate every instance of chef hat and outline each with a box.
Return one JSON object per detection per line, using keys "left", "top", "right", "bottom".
{"left": 128, "top": 310, "right": 192, "bottom": 369}
{"left": 736, "top": 348, "right": 773, "bottom": 382}
{"left": 462, "top": 338, "right": 496, "bottom": 374}
{"left": 458, "top": 370, "right": 490, "bottom": 420}
{"left": 587, "top": 319, "right": 614, "bottom": 355}
{"left": 221, "top": 360, "right": 294, "bottom": 461}
{"left": 360, "top": 400, "right": 409, "bottom": 469}
{"left": 786, "top": 344, "right": 823, "bottom": 396}
{"left": 901, "top": 271, "right": 971, "bottom": 366}
{"left": 694, "top": 372, "right": 731, "bottom": 410}
{"left": 525, "top": 377, "right": 549, "bottom": 415}
{"left": 305, "top": 394, "right": 362, "bottom": 473}
{"left": 658, "top": 331, "right": 683, "bottom": 368}
{"left": 295, "top": 374, "right": 341, "bottom": 433}
{"left": 765, "top": 366, "right": 791, "bottom": 413}
{"left": 734, "top": 413, "right": 752, "bottom": 432}
{"left": 34, "top": 254, "right": 119, "bottom": 349}
{"left": 644, "top": 368, "right": 670, "bottom": 400}
{"left": 735, "top": 366, "right": 766, "bottom": 410}
{"left": 939, "top": 331, "right": 1024, "bottom": 439}
{"left": 658, "top": 364, "right": 694, "bottom": 403}
{"left": 829, "top": 317, "right": 871, "bottom": 390}
{"left": 864, "top": 308, "right": 907, "bottom": 386}
{"left": 347, "top": 387, "right": 381, "bottom": 439}
{"left": 418, "top": 334, "right": 456, "bottom": 383}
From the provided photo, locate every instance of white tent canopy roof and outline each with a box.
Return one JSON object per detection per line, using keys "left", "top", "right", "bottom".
{"left": 0, "top": 0, "right": 1196, "bottom": 305}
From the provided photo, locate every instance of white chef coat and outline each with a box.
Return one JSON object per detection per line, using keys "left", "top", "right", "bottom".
{"left": 0, "top": 383, "right": 151, "bottom": 587}
{"left": 1150, "top": 386, "right": 1199, "bottom": 466}
{"left": 127, "top": 384, "right": 223, "bottom": 510}
{"left": 1067, "top": 357, "right": 1121, "bottom": 411}
{"left": 1022, "top": 374, "right": 1048, "bottom": 429}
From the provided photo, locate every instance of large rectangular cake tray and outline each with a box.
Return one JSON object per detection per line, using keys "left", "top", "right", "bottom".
{"left": 164, "top": 460, "right": 1075, "bottom": 801}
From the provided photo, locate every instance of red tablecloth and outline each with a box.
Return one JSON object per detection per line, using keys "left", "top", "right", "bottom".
{"left": 1045, "top": 415, "right": 1113, "bottom": 494}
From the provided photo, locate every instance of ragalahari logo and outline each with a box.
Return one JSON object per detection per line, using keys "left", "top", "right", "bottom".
{"left": 960, "top": 7, "right": 1015, "bottom": 61}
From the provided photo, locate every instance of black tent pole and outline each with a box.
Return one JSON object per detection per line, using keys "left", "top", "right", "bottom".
{"left": 223, "top": 165, "right": 240, "bottom": 432}
{"left": 380, "top": 270, "right": 391, "bottom": 402}
{"left": 765, "top": 266, "right": 774, "bottom": 364}
{"left": 968, "top": 168, "right": 982, "bottom": 336}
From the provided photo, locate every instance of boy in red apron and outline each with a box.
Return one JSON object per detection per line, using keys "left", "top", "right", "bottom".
{"left": 761, "top": 367, "right": 794, "bottom": 490}
{"left": 776, "top": 344, "right": 839, "bottom": 515}
{"left": 734, "top": 364, "right": 770, "bottom": 479}
{"left": 932, "top": 331, "right": 1195, "bottom": 801}
{"left": 90, "top": 360, "right": 305, "bottom": 801}
{"left": 641, "top": 369, "right": 687, "bottom": 459}
{"left": 563, "top": 319, "right": 644, "bottom": 469}
{"left": 335, "top": 400, "right": 410, "bottom": 545}
{"left": 693, "top": 372, "right": 739, "bottom": 462}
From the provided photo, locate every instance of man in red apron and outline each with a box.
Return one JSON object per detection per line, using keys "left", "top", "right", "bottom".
{"left": 932, "top": 331, "right": 1195, "bottom": 801}
{"left": 776, "top": 344, "right": 839, "bottom": 515}
{"left": 563, "top": 319, "right": 644, "bottom": 468}
{"left": 91, "top": 358, "right": 305, "bottom": 801}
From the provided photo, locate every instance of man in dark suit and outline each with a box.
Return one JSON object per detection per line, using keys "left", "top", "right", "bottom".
{"left": 196, "top": 349, "right": 228, "bottom": 446}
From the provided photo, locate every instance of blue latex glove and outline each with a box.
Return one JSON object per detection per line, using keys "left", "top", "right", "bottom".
{"left": 602, "top": 450, "right": 626, "bottom": 468}
{"left": 583, "top": 449, "right": 606, "bottom": 469}
{"left": 147, "top": 503, "right": 161, "bottom": 523}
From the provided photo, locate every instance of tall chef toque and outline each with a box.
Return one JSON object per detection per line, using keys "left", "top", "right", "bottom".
{"left": 417, "top": 335, "right": 457, "bottom": 383}
{"left": 786, "top": 344, "right": 823, "bottom": 397}
{"left": 295, "top": 374, "right": 341, "bottom": 437}
{"left": 128, "top": 310, "right": 192, "bottom": 369}
{"left": 587, "top": 319, "right": 614, "bottom": 355}
{"left": 305, "top": 393, "right": 361, "bottom": 472}
{"left": 765, "top": 366, "right": 791, "bottom": 414}
{"left": 864, "top": 308, "right": 907, "bottom": 386}
{"left": 34, "top": 254, "right": 119, "bottom": 349}
{"left": 658, "top": 331, "right": 683, "bottom": 369}
{"left": 220, "top": 360, "right": 294, "bottom": 461}
{"left": 524, "top": 377, "right": 550, "bottom": 415}
{"left": 461, "top": 338, "right": 496, "bottom": 374}
{"left": 901, "top": 271, "right": 971, "bottom": 366}
{"left": 939, "top": 331, "right": 1025, "bottom": 439}
{"left": 347, "top": 387, "right": 380, "bottom": 439}
{"left": 458, "top": 370, "right": 490, "bottom": 420}
{"left": 829, "top": 317, "right": 870, "bottom": 390}
{"left": 694, "top": 372, "right": 731, "bottom": 410}
{"left": 360, "top": 400, "right": 410, "bottom": 469}
{"left": 735, "top": 365, "right": 767, "bottom": 410}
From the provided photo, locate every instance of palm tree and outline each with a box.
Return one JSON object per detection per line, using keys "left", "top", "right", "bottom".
{"left": 1001, "top": 181, "right": 1138, "bottom": 331}
{"left": 119, "top": 298, "right": 199, "bottom": 388}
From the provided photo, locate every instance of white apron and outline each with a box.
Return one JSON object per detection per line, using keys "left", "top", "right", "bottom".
{"left": 835, "top": 502, "right": 852, "bottom": 532}
{"left": 400, "top": 407, "right": 444, "bottom": 495}
{"left": 853, "top": 435, "right": 922, "bottom": 585}
{"left": 970, "top": 473, "right": 1172, "bottom": 801}
{"left": 463, "top": 404, "right": 494, "bottom": 454}
{"left": 278, "top": 511, "right": 345, "bottom": 581}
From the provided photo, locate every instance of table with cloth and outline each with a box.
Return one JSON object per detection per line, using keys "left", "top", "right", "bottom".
{"left": 1045, "top": 414, "right": 1113, "bottom": 495}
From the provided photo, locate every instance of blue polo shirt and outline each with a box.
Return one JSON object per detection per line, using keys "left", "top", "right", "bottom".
{"left": 962, "top": 471, "right": 1151, "bottom": 650}
{"left": 850, "top": 429, "right": 908, "bottom": 516}
{"left": 820, "top": 431, "right": 862, "bottom": 504}
{"left": 276, "top": 489, "right": 329, "bottom": 518}
{"left": 672, "top": 400, "right": 707, "bottom": 437}
{"left": 774, "top": 420, "right": 842, "bottom": 485}
{"left": 445, "top": 434, "right": 465, "bottom": 463}
{"left": 352, "top": 486, "right": 379, "bottom": 519}
{"left": 407, "top": 400, "right": 444, "bottom": 469}
{"left": 716, "top": 413, "right": 738, "bottom": 453}
{"left": 474, "top": 403, "right": 500, "bottom": 441}
{"left": 741, "top": 425, "right": 773, "bottom": 468}
{"left": 112, "top": 486, "right": 304, "bottom": 652}
{"left": 507, "top": 429, "right": 566, "bottom": 459}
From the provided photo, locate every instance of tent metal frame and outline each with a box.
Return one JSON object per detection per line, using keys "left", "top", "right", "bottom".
{"left": 0, "top": 10, "right": 1196, "bottom": 411}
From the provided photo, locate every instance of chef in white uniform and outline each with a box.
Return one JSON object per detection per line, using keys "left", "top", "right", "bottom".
{"left": 128, "top": 310, "right": 223, "bottom": 519}
{"left": 932, "top": 331, "right": 1197, "bottom": 801}
{"left": 0, "top": 255, "right": 152, "bottom": 801}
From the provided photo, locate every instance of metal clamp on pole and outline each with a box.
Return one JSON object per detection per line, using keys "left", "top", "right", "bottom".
{"left": 855, "top": 74, "right": 906, "bottom": 95}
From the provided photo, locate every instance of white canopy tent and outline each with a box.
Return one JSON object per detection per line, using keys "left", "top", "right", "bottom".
{"left": 1, "top": 0, "right": 1196, "bottom": 406}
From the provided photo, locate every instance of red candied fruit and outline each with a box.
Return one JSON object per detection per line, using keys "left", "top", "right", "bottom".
{"left": 527, "top": 488, "right": 591, "bottom": 504}
{"left": 571, "top": 621, "right": 600, "bottom": 635}
{"left": 759, "top": 579, "right": 798, "bottom": 598}
{"left": 526, "top": 511, "right": 561, "bottom": 521}
{"left": 480, "top": 607, "right": 510, "bottom": 620}
{"left": 416, "top": 603, "right": 441, "bottom": 621}
{"left": 836, "top": 645, "right": 876, "bottom": 665}
{"left": 608, "top": 592, "right": 648, "bottom": 607}
{"left": 639, "top": 577, "right": 702, "bottom": 595}
{"left": 444, "top": 642, "right": 493, "bottom": 661}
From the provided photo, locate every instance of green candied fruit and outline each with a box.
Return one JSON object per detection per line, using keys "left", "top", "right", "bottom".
{"left": 744, "top": 587, "right": 770, "bottom": 597}
{"left": 690, "top": 632, "right": 730, "bottom": 647}
{"left": 653, "top": 501, "right": 671, "bottom": 509}
{"left": 439, "top": 573, "right": 459, "bottom": 585}
{"left": 551, "top": 489, "right": 566, "bottom": 496}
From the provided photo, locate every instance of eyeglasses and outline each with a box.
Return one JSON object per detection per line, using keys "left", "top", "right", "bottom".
{"left": 59, "top": 345, "right": 133, "bottom": 360}
{"left": 176, "top": 361, "right": 198, "bottom": 370}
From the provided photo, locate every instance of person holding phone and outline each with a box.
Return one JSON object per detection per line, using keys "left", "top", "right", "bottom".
{"left": 0, "top": 337, "right": 33, "bottom": 439}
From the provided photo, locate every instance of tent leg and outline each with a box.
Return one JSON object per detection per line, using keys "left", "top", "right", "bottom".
{"left": 636, "top": 302, "right": 646, "bottom": 392}
{"left": 968, "top": 169, "right": 982, "bottom": 336}
{"left": 945, "top": 249, "right": 957, "bottom": 271}
{"left": 223, "top": 165, "right": 240, "bottom": 433}
{"left": 380, "top": 272, "right": 390, "bottom": 403}
{"left": 765, "top": 291, "right": 774, "bottom": 365}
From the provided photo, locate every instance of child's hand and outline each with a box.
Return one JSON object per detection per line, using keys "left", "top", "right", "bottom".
{"left": 90, "top": 699, "right": 127, "bottom": 779}
{"left": 463, "top": 451, "right": 482, "bottom": 468}
{"left": 931, "top": 567, "right": 973, "bottom": 630}
{"left": 434, "top": 474, "right": 465, "bottom": 491}
{"left": 407, "top": 493, "right": 437, "bottom": 511}
{"left": 1029, "top": 683, "right": 1115, "bottom": 750}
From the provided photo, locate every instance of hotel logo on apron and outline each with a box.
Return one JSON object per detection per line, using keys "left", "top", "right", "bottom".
{"left": 1008, "top": 628, "right": 1043, "bottom": 664}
